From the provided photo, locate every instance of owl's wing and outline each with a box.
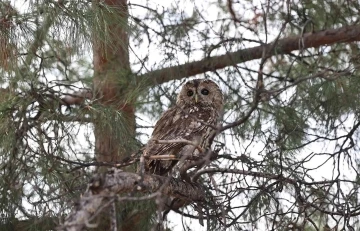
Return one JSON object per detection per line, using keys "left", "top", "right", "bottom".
{"left": 151, "top": 106, "right": 181, "bottom": 140}
{"left": 143, "top": 106, "right": 184, "bottom": 175}
{"left": 144, "top": 106, "right": 184, "bottom": 157}
{"left": 144, "top": 106, "right": 218, "bottom": 175}
{"left": 151, "top": 106, "right": 217, "bottom": 141}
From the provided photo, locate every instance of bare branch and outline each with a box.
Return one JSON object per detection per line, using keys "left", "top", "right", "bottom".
{"left": 227, "top": 0, "right": 242, "bottom": 24}
{"left": 59, "top": 24, "right": 360, "bottom": 107}
{"left": 139, "top": 24, "right": 360, "bottom": 86}
{"left": 60, "top": 89, "right": 93, "bottom": 106}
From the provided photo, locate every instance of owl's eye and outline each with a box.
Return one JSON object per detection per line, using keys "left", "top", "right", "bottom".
{"left": 201, "top": 89, "right": 209, "bottom": 95}
{"left": 187, "top": 90, "right": 194, "bottom": 96}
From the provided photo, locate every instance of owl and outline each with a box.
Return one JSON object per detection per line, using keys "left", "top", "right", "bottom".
{"left": 143, "top": 79, "right": 224, "bottom": 176}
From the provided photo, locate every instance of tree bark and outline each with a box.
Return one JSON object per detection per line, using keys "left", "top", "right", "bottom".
{"left": 92, "top": 0, "right": 133, "bottom": 163}
{"left": 61, "top": 169, "right": 205, "bottom": 231}
{"left": 91, "top": 1, "right": 138, "bottom": 230}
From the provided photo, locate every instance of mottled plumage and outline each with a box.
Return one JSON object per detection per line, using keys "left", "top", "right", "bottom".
{"left": 143, "top": 79, "right": 224, "bottom": 175}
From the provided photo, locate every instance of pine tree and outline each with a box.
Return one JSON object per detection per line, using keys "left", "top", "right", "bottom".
{"left": 0, "top": 0, "right": 360, "bottom": 230}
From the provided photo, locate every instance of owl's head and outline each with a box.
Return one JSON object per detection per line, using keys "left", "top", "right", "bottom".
{"left": 176, "top": 79, "right": 224, "bottom": 111}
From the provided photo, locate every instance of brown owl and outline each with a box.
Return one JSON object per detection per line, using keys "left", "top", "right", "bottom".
{"left": 143, "top": 79, "right": 224, "bottom": 176}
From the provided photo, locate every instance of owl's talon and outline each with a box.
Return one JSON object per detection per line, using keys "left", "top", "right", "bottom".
{"left": 196, "top": 146, "right": 204, "bottom": 153}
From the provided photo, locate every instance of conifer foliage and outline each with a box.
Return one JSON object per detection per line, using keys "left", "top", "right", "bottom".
{"left": 0, "top": 0, "right": 360, "bottom": 230}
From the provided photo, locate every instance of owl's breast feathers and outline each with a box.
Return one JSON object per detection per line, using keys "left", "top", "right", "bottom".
{"left": 143, "top": 104, "right": 219, "bottom": 175}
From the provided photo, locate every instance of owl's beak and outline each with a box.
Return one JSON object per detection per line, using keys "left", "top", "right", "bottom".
{"left": 194, "top": 93, "right": 198, "bottom": 103}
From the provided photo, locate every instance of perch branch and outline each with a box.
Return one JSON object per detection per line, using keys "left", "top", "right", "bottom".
{"left": 59, "top": 168, "right": 205, "bottom": 231}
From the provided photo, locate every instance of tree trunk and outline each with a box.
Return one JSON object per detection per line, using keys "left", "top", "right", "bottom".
{"left": 92, "top": 0, "right": 134, "bottom": 163}
{"left": 92, "top": 1, "right": 140, "bottom": 230}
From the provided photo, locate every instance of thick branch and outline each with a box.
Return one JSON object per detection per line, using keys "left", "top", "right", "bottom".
{"left": 58, "top": 24, "right": 360, "bottom": 105}
{"left": 139, "top": 24, "right": 360, "bottom": 86}
{"left": 60, "top": 169, "right": 205, "bottom": 231}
